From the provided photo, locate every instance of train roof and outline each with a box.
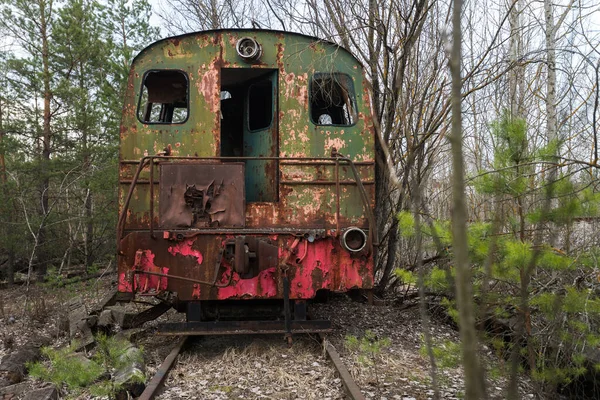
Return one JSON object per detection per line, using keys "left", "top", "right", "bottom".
{"left": 132, "top": 29, "right": 362, "bottom": 67}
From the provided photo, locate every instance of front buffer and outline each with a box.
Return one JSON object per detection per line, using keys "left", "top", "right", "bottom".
{"left": 117, "top": 230, "right": 373, "bottom": 337}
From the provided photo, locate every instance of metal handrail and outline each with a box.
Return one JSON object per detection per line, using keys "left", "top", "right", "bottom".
{"left": 117, "top": 155, "right": 378, "bottom": 253}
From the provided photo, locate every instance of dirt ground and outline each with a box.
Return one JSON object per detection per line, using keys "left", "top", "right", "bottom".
{"left": 312, "top": 296, "right": 538, "bottom": 400}
{"left": 0, "top": 276, "right": 538, "bottom": 399}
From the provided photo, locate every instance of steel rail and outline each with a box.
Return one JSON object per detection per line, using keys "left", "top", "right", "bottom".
{"left": 138, "top": 335, "right": 188, "bottom": 400}
{"left": 319, "top": 333, "right": 366, "bottom": 400}
{"left": 136, "top": 331, "right": 363, "bottom": 400}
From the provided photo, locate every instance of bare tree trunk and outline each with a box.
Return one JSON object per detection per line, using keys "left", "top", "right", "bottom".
{"left": 0, "top": 96, "right": 5, "bottom": 186}
{"left": 593, "top": 61, "right": 599, "bottom": 179}
{"left": 79, "top": 62, "right": 94, "bottom": 271}
{"left": 85, "top": 189, "right": 93, "bottom": 269}
{"left": 38, "top": 0, "right": 53, "bottom": 281}
{"left": 508, "top": 0, "right": 522, "bottom": 118}
{"left": 413, "top": 149, "right": 440, "bottom": 400}
{"left": 449, "top": 0, "right": 487, "bottom": 398}
{"left": 544, "top": 0, "right": 557, "bottom": 146}
{"left": 0, "top": 96, "right": 13, "bottom": 285}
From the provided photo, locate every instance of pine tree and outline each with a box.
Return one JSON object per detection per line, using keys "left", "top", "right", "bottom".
{"left": 52, "top": 0, "right": 114, "bottom": 270}
{"left": 474, "top": 114, "right": 600, "bottom": 393}
{"left": 0, "top": 0, "right": 59, "bottom": 280}
{"left": 101, "top": 0, "right": 159, "bottom": 117}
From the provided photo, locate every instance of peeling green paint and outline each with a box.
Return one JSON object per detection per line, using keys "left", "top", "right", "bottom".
{"left": 119, "top": 30, "right": 375, "bottom": 230}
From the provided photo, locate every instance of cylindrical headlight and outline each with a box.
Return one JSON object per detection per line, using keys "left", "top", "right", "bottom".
{"left": 236, "top": 37, "right": 262, "bottom": 62}
{"left": 341, "top": 227, "right": 367, "bottom": 253}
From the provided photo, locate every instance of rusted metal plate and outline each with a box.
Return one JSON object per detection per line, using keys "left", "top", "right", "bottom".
{"left": 159, "top": 163, "right": 245, "bottom": 228}
{"left": 119, "top": 233, "right": 225, "bottom": 300}
{"left": 118, "top": 232, "right": 373, "bottom": 301}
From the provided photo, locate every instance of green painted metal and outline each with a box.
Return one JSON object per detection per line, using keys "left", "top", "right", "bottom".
{"left": 119, "top": 30, "right": 375, "bottom": 231}
{"left": 243, "top": 69, "right": 278, "bottom": 202}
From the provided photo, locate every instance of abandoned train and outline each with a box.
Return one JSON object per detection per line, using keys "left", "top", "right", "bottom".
{"left": 116, "top": 30, "right": 377, "bottom": 335}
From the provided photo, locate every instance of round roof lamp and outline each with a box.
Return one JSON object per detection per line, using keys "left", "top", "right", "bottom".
{"left": 236, "top": 37, "right": 262, "bottom": 62}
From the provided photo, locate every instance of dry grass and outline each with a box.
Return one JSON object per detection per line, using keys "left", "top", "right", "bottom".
{"left": 157, "top": 335, "right": 344, "bottom": 400}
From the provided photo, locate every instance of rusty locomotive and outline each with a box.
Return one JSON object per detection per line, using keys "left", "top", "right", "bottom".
{"left": 116, "top": 30, "right": 377, "bottom": 337}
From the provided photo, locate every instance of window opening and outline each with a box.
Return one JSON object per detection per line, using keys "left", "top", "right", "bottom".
{"left": 310, "top": 73, "right": 357, "bottom": 126}
{"left": 248, "top": 80, "right": 273, "bottom": 131}
{"left": 138, "top": 70, "right": 189, "bottom": 124}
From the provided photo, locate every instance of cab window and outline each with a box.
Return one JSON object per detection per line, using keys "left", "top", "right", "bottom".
{"left": 138, "top": 70, "right": 189, "bottom": 124}
{"left": 310, "top": 73, "right": 357, "bottom": 126}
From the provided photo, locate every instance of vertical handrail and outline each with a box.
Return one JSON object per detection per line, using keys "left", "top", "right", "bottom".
{"left": 338, "top": 156, "right": 379, "bottom": 248}
{"left": 117, "top": 156, "right": 377, "bottom": 250}
{"left": 335, "top": 158, "right": 340, "bottom": 235}
{"left": 149, "top": 157, "right": 155, "bottom": 239}
{"left": 117, "top": 156, "right": 151, "bottom": 252}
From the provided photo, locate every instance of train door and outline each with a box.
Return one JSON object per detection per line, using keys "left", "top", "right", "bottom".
{"left": 243, "top": 70, "right": 278, "bottom": 202}
{"left": 220, "top": 69, "right": 278, "bottom": 203}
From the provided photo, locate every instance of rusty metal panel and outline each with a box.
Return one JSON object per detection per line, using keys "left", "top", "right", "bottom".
{"left": 118, "top": 232, "right": 374, "bottom": 301}
{"left": 159, "top": 163, "right": 245, "bottom": 228}
{"left": 119, "top": 31, "right": 375, "bottom": 233}
{"left": 119, "top": 233, "right": 227, "bottom": 301}
{"left": 117, "top": 31, "right": 377, "bottom": 304}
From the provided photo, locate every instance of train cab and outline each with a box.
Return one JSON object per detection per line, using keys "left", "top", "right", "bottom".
{"left": 116, "top": 30, "right": 376, "bottom": 335}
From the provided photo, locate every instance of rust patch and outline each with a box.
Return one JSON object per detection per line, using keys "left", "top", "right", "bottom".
{"left": 226, "top": 33, "right": 238, "bottom": 47}
{"left": 159, "top": 163, "right": 245, "bottom": 228}
{"left": 285, "top": 72, "right": 295, "bottom": 84}
{"left": 192, "top": 283, "right": 201, "bottom": 299}
{"left": 197, "top": 61, "right": 220, "bottom": 114}
{"left": 276, "top": 42, "right": 285, "bottom": 71}
{"left": 324, "top": 137, "right": 346, "bottom": 153}
{"left": 133, "top": 249, "right": 169, "bottom": 293}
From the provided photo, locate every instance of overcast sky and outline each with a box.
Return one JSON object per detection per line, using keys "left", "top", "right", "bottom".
{"left": 148, "top": 0, "right": 165, "bottom": 36}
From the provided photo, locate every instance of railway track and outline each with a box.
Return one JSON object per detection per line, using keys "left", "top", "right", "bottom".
{"left": 138, "top": 334, "right": 365, "bottom": 400}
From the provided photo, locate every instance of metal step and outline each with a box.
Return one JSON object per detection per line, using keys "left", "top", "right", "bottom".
{"left": 157, "top": 320, "right": 332, "bottom": 335}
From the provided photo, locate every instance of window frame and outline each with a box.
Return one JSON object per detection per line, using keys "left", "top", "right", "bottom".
{"left": 309, "top": 72, "right": 358, "bottom": 128}
{"left": 137, "top": 69, "right": 190, "bottom": 125}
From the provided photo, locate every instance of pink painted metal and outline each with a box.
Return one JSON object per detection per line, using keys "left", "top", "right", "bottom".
{"left": 168, "top": 238, "right": 204, "bottom": 265}
{"left": 132, "top": 249, "right": 169, "bottom": 294}
{"left": 118, "top": 232, "right": 373, "bottom": 300}
{"left": 217, "top": 266, "right": 278, "bottom": 299}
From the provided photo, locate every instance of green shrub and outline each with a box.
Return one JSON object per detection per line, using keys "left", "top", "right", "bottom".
{"left": 28, "top": 335, "right": 144, "bottom": 399}
{"left": 28, "top": 346, "right": 105, "bottom": 391}
{"left": 345, "top": 330, "right": 391, "bottom": 366}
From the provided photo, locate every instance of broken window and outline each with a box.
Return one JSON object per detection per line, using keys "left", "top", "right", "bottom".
{"left": 138, "top": 70, "right": 189, "bottom": 124}
{"left": 310, "top": 73, "right": 357, "bottom": 126}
